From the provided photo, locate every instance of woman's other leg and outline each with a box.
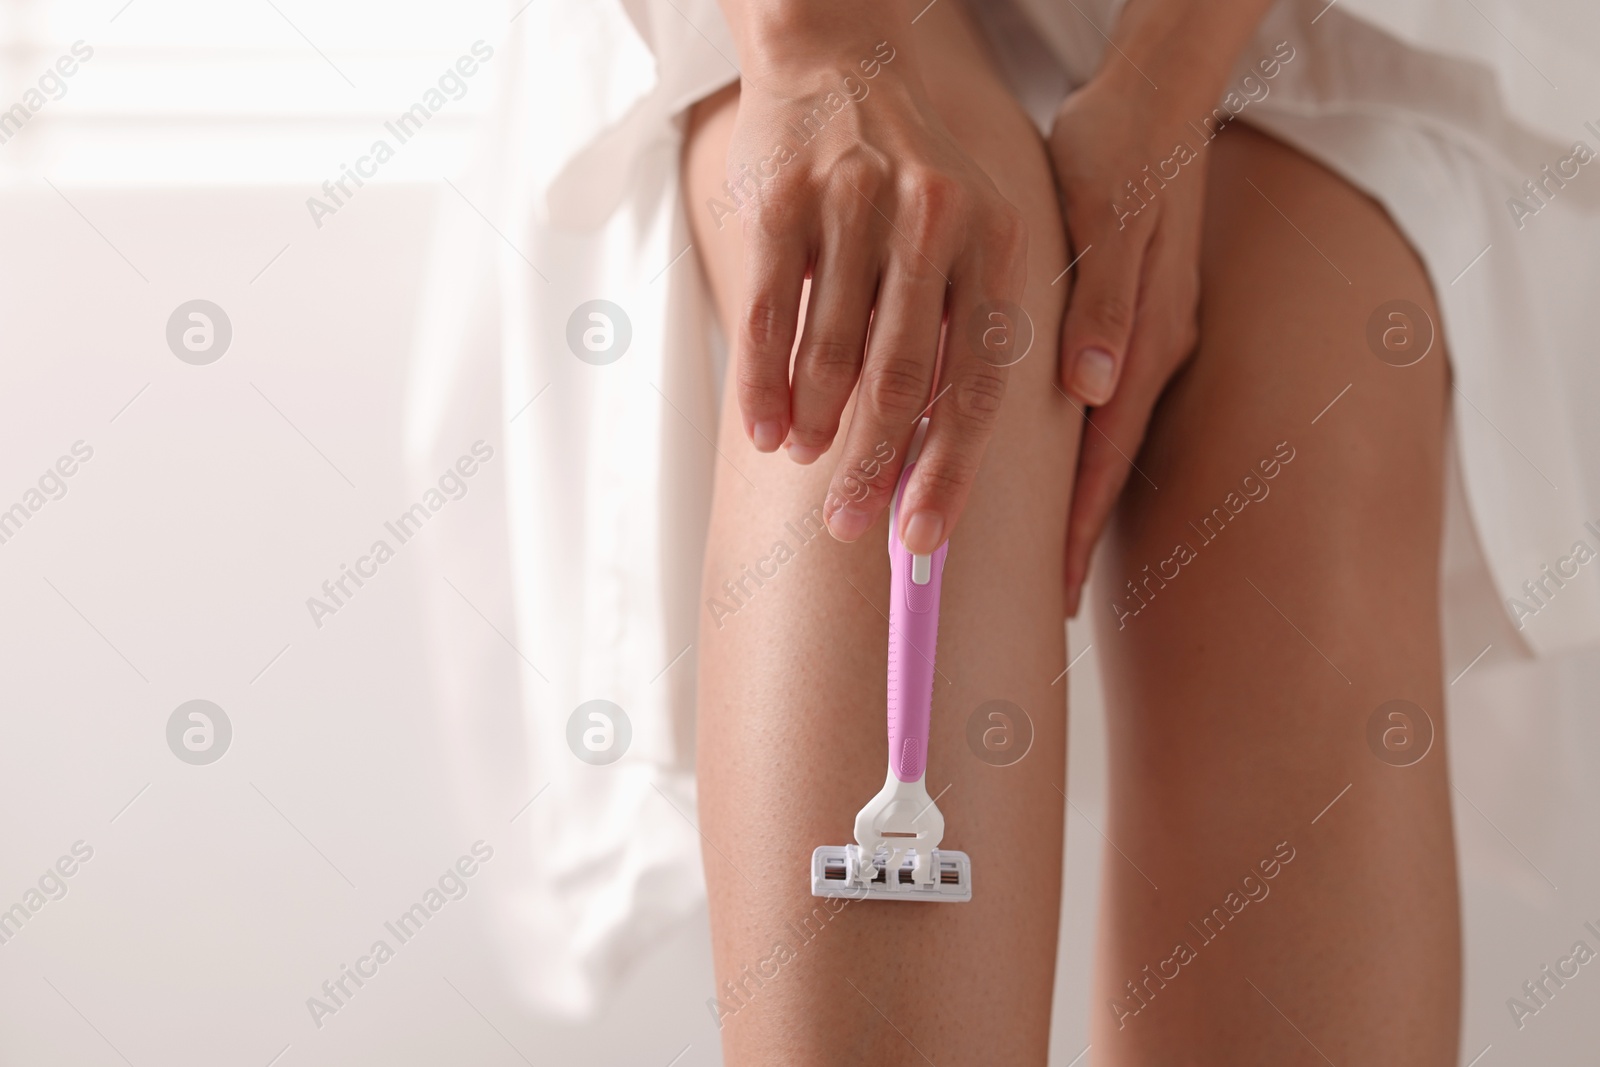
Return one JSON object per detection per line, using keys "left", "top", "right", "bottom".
{"left": 685, "top": 5, "right": 1081, "bottom": 1064}
{"left": 1092, "top": 123, "right": 1459, "bottom": 1064}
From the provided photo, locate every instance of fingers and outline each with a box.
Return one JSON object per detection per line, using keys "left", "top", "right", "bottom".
{"left": 737, "top": 198, "right": 813, "bottom": 452}
{"left": 1063, "top": 387, "right": 1155, "bottom": 617}
{"left": 899, "top": 216, "right": 1028, "bottom": 554}
{"left": 786, "top": 217, "right": 880, "bottom": 465}
{"left": 1062, "top": 228, "right": 1198, "bottom": 616}
{"left": 1059, "top": 212, "right": 1148, "bottom": 407}
{"left": 822, "top": 254, "right": 948, "bottom": 543}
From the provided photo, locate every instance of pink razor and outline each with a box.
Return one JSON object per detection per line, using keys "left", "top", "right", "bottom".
{"left": 811, "top": 421, "right": 973, "bottom": 902}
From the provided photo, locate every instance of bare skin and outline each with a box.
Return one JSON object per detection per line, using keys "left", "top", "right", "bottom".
{"left": 1089, "top": 122, "right": 1458, "bottom": 1063}
{"left": 687, "top": 2, "right": 1460, "bottom": 1064}
{"left": 710, "top": 0, "right": 1034, "bottom": 554}
{"left": 688, "top": 6, "right": 1078, "bottom": 1063}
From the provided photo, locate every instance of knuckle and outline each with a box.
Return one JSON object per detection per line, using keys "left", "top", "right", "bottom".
{"left": 991, "top": 203, "right": 1029, "bottom": 265}
{"left": 786, "top": 420, "right": 838, "bottom": 450}
{"left": 746, "top": 193, "right": 802, "bottom": 243}
{"left": 739, "top": 300, "right": 784, "bottom": 350}
{"left": 913, "top": 457, "right": 973, "bottom": 504}
{"left": 901, "top": 169, "right": 965, "bottom": 244}
{"left": 1071, "top": 197, "right": 1130, "bottom": 239}
{"left": 951, "top": 368, "right": 1008, "bottom": 426}
{"left": 832, "top": 456, "right": 898, "bottom": 507}
{"left": 863, "top": 356, "right": 931, "bottom": 415}
{"left": 740, "top": 300, "right": 789, "bottom": 352}
{"left": 798, "top": 338, "right": 862, "bottom": 392}
{"left": 829, "top": 150, "right": 888, "bottom": 201}
{"left": 1084, "top": 290, "right": 1136, "bottom": 337}
{"left": 735, "top": 359, "right": 787, "bottom": 408}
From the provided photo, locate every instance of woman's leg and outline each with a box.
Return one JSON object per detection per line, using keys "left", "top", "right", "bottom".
{"left": 685, "top": 6, "right": 1080, "bottom": 1064}
{"left": 1091, "top": 123, "right": 1459, "bottom": 1063}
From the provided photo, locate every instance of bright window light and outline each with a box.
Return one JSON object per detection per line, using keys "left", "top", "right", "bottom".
{"left": 0, "top": 0, "right": 507, "bottom": 184}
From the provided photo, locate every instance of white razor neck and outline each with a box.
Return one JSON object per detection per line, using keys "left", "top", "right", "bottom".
{"left": 853, "top": 765, "right": 945, "bottom": 855}
{"left": 882, "top": 764, "right": 928, "bottom": 802}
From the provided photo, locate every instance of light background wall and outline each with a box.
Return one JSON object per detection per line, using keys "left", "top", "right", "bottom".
{"left": 0, "top": 1, "right": 1597, "bottom": 1063}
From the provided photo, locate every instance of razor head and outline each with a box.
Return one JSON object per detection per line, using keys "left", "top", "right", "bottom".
{"left": 810, "top": 845, "right": 972, "bottom": 902}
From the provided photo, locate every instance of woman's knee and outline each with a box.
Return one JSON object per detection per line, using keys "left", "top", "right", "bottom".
{"left": 1112, "top": 125, "right": 1447, "bottom": 586}
{"left": 1093, "top": 123, "right": 1451, "bottom": 758}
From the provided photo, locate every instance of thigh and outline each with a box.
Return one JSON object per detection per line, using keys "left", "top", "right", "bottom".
{"left": 685, "top": 6, "right": 1082, "bottom": 1065}
{"left": 1092, "top": 122, "right": 1457, "bottom": 1062}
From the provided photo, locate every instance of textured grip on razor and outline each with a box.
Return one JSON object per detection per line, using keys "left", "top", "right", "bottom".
{"left": 887, "top": 462, "right": 947, "bottom": 783}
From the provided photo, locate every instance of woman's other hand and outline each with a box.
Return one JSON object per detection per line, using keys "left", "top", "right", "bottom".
{"left": 1049, "top": 73, "right": 1208, "bottom": 615}
{"left": 1046, "top": 0, "right": 1280, "bottom": 614}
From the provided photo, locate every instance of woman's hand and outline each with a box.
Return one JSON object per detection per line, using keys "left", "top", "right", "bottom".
{"left": 719, "top": 15, "right": 1028, "bottom": 554}
{"left": 1045, "top": 0, "right": 1278, "bottom": 615}
{"left": 1049, "top": 76, "right": 1209, "bottom": 616}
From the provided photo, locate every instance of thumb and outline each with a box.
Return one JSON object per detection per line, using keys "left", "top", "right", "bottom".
{"left": 1060, "top": 219, "right": 1145, "bottom": 406}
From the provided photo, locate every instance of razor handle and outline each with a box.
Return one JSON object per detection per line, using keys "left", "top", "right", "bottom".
{"left": 887, "top": 462, "right": 949, "bottom": 783}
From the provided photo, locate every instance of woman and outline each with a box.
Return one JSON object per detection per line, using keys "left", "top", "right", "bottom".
{"left": 413, "top": 0, "right": 1600, "bottom": 1060}
{"left": 683, "top": 0, "right": 1569, "bottom": 1062}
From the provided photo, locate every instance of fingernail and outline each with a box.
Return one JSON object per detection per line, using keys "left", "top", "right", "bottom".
{"left": 1070, "top": 348, "right": 1116, "bottom": 405}
{"left": 903, "top": 511, "right": 944, "bottom": 554}
{"left": 1066, "top": 583, "right": 1082, "bottom": 618}
{"left": 785, "top": 440, "right": 824, "bottom": 465}
{"left": 827, "top": 505, "right": 871, "bottom": 542}
{"left": 753, "top": 420, "right": 783, "bottom": 452}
